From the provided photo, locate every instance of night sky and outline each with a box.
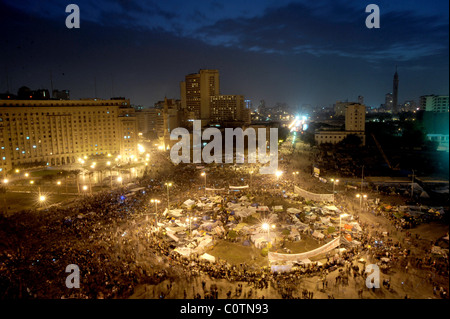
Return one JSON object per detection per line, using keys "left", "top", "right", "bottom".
{"left": 0, "top": 0, "right": 448, "bottom": 109}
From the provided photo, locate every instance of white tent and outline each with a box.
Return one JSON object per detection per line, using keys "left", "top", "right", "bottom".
{"left": 183, "top": 199, "right": 196, "bottom": 207}
{"left": 349, "top": 222, "right": 363, "bottom": 232}
{"left": 271, "top": 264, "right": 292, "bottom": 273}
{"left": 273, "top": 206, "right": 283, "bottom": 212}
{"left": 174, "top": 247, "right": 192, "bottom": 257}
{"left": 312, "top": 230, "right": 325, "bottom": 239}
{"left": 287, "top": 208, "right": 301, "bottom": 214}
{"left": 166, "top": 232, "right": 179, "bottom": 242}
{"left": 199, "top": 253, "right": 216, "bottom": 263}
{"left": 196, "top": 236, "right": 214, "bottom": 251}
{"left": 166, "top": 209, "right": 183, "bottom": 217}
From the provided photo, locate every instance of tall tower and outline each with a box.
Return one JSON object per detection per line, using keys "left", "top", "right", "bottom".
{"left": 392, "top": 67, "right": 399, "bottom": 114}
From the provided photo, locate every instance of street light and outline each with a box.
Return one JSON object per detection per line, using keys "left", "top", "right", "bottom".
{"left": 201, "top": 172, "right": 206, "bottom": 196}
{"left": 151, "top": 199, "right": 160, "bottom": 228}
{"left": 262, "top": 222, "right": 276, "bottom": 246}
{"left": 275, "top": 170, "right": 282, "bottom": 180}
{"left": 187, "top": 215, "right": 198, "bottom": 238}
{"left": 331, "top": 178, "right": 339, "bottom": 194}
{"left": 356, "top": 194, "right": 367, "bottom": 215}
{"left": 165, "top": 182, "right": 172, "bottom": 209}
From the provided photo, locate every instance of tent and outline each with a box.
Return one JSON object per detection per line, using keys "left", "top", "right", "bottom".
{"left": 312, "top": 230, "right": 325, "bottom": 239}
{"left": 420, "top": 191, "right": 430, "bottom": 198}
{"left": 350, "top": 222, "right": 362, "bottom": 232}
{"left": 299, "top": 258, "right": 313, "bottom": 265}
{"left": 165, "top": 209, "right": 183, "bottom": 217}
{"left": 271, "top": 264, "right": 292, "bottom": 273}
{"left": 323, "top": 205, "right": 339, "bottom": 213}
{"left": 287, "top": 208, "right": 301, "bottom": 214}
{"left": 183, "top": 199, "right": 196, "bottom": 207}
{"left": 166, "top": 232, "right": 179, "bottom": 242}
{"left": 273, "top": 206, "right": 283, "bottom": 212}
{"left": 174, "top": 247, "right": 192, "bottom": 257}
{"left": 233, "top": 223, "right": 248, "bottom": 233}
{"left": 199, "top": 253, "right": 216, "bottom": 263}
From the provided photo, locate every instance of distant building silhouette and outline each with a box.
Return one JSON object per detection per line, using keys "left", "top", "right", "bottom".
{"left": 392, "top": 68, "right": 399, "bottom": 114}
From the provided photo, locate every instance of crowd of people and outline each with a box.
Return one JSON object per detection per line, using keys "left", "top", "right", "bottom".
{"left": 0, "top": 148, "right": 448, "bottom": 299}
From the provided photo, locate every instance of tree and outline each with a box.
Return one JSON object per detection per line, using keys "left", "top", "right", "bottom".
{"left": 261, "top": 247, "right": 269, "bottom": 257}
{"left": 300, "top": 131, "right": 316, "bottom": 147}
{"left": 340, "top": 134, "right": 362, "bottom": 147}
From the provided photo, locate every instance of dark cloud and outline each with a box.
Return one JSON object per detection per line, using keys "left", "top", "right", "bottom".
{"left": 0, "top": 0, "right": 448, "bottom": 109}
{"left": 195, "top": 2, "right": 448, "bottom": 63}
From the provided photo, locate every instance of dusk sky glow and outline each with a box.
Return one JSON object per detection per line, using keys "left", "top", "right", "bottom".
{"left": 1, "top": 0, "right": 448, "bottom": 108}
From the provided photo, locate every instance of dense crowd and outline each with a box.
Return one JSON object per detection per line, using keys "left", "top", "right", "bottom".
{"left": 0, "top": 151, "right": 448, "bottom": 299}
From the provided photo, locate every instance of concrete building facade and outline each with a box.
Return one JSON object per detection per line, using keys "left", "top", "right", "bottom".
{"left": 0, "top": 99, "right": 137, "bottom": 175}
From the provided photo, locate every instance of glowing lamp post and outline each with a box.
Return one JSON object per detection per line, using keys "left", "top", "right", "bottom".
{"left": 356, "top": 194, "right": 367, "bottom": 215}
{"left": 331, "top": 178, "right": 339, "bottom": 194}
{"left": 275, "top": 170, "right": 283, "bottom": 179}
{"left": 165, "top": 182, "right": 172, "bottom": 209}
{"left": 262, "top": 222, "right": 276, "bottom": 246}
{"left": 151, "top": 199, "right": 161, "bottom": 228}
{"left": 187, "top": 216, "right": 198, "bottom": 238}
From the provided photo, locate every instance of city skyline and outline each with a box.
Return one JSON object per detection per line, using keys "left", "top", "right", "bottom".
{"left": 0, "top": 0, "right": 448, "bottom": 109}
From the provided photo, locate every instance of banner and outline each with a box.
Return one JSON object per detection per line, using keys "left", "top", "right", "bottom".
{"left": 294, "top": 185, "right": 334, "bottom": 202}
{"left": 229, "top": 185, "right": 249, "bottom": 189}
{"left": 268, "top": 237, "right": 340, "bottom": 263}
